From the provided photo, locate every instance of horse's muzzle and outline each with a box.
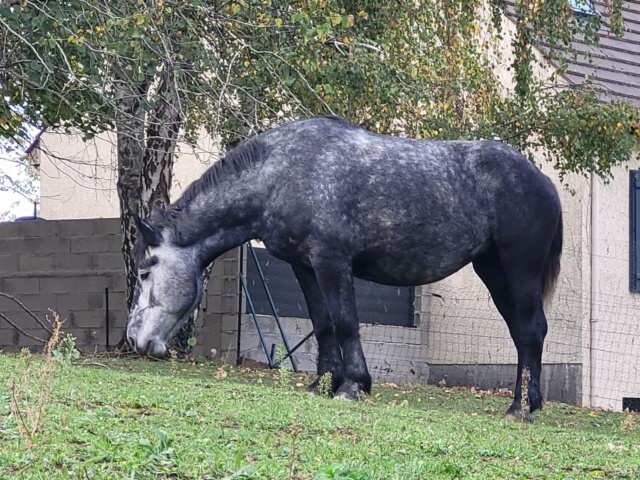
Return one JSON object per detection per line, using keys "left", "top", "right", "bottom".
{"left": 128, "top": 335, "right": 167, "bottom": 359}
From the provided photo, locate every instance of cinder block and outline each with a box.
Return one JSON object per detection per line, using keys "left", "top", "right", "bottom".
{"left": 0, "top": 238, "right": 31, "bottom": 254}
{"left": 92, "top": 252, "right": 124, "bottom": 270}
{"left": 206, "top": 296, "right": 223, "bottom": 314}
{"left": 79, "top": 327, "right": 106, "bottom": 348}
{"left": 53, "top": 253, "right": 93, "bottom": 271}
{"left": 105, "top": 292, "right": 127, "bottom": 310}
{"left": 19, "top": 255, "right": 55, "bottom": 272}
{"left": 221, "top": 314, "right": 238, "bottom": 332}
{"left": 210, "top": 260, "right": 225, "bottom": 277}
{"left": 75, "top": 276, "right": 108, "bottom": 293}
{"left": 107, "top": 275, "right": 127, "bottom": 292}
{"left": 0, "top": 310, "right": 48, "bottom": 330}
{"left": 68, "top": 310, "right": 106, "bottom": 329}
{"left": 106, "top": 327, "right": 126, "bottom": 347}
{"left": 0, "top": 294, "right": 20, "bottom": 312}
{"left": 54, "top": 219, "right": 95, "bottom": 237}
{"left": 92, "top": 219, "right": 121, "bottom": 236}
{"left": 17, "top": 220, "right": 56, "bottom": 238}
{"left": 221, "top": 295, "right": 238, "bottom": 314}
{"left": 21, "top": 237, "right": 70, "bottom": 254}
{"left": 0, "top": 293, "right": 57, "bottom": 313}
{"left": 0, "top": 329, "right": 19, "bottom": 347}
{"left": 223, "top": 260, "right": 239, "bottom": 276}
{"left": 0, "top": 255, "right": 19, "bottom": 272}
{"left": 39, "top": 276, "right": 77, "bottom": 294}
{"left": 107, "top": 309, "right": 129, "bottom": 328}
{"left": 219, "top": 331, "right": 237, "bottom": 352}
{"left": 71, "top": 235, "right": 121, "bottom": 254}
{"left": 56, "top": 293, "right": 104, "bottom": 312}
{"left": 0, "top": 222, "right": 23, "bottom": 239}
{"left": 207, "top": 277, "right": 224, "bottom": 296}
{"left": 3, "top": 277, "right": 40, "bottom": 294}
{"left": 223, "top": 278, "right": 239, "bottom": 295}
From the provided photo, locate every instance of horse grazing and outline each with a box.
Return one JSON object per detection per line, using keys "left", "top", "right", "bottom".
{"left": 126, "top": 116, "right": 562, "bottom": 421}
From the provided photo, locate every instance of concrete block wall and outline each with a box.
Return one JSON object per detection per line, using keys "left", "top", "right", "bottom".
{"left": 0, "top": 218, "right": 127, "bottom": 351}
{"left": 197, "top": 248, "right": 241, "bottom": 362}
{"left": 0, "top": 219, "right": 242, "bottom": 357}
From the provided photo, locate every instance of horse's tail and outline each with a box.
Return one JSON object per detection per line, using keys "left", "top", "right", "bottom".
{"left": 542, "top": 211, "right": 563, "bottom": 305}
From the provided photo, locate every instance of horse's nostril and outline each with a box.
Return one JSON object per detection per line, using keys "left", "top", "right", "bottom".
{"left": 127, "top": 335, "right": 136, "bottom": 350}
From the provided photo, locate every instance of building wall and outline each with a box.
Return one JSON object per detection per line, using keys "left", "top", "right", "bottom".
{"left": 588, "top": 158, "right": 640, "bottom": 410}
{"left": 0, "top": 218, "right": 239, "bottom": 359}
{"left": 39, "top": 130, "right": 219, "bottom": 220}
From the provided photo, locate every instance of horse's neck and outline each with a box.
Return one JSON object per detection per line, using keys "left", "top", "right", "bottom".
{"left": 173, "top": 176, "right": 266, "bottom": 265}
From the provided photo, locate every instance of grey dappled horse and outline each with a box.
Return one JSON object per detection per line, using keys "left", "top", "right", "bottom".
{"left": 126, "top": 116, "right": 562, "bottom": 421}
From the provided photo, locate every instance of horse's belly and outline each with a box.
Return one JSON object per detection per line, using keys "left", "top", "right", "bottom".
{"left": 352, "top": 243, "right": 489, "bottom": 287}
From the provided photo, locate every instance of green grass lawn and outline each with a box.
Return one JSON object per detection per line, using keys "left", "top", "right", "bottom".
{"left": 0, "top": 354, "right": 639, "bottom": 480}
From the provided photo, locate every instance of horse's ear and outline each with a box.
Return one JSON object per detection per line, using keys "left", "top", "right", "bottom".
{"left": 133, "top": 213, "right": 161, "bottom": 246}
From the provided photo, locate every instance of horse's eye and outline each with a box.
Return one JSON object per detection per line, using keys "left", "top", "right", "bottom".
{"left": 140, "top": 271, "right": 150, "bottom": 281}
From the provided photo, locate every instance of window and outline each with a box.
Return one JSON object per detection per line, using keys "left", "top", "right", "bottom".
{"left": 630, "top": 171, "right": 640, "bottom": 291}
{"left": 569, "top": 0, "right": 599, "bottom": 17}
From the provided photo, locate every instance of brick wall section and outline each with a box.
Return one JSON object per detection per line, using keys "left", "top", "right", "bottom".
{"left": 0, "top": 219, "right": 127, "bottom": 351}
{"left": 198, "top": 249, "right": 241, "bottom": 362}
{"left": 0, "top": 218, "right": 240, "bottom": 357}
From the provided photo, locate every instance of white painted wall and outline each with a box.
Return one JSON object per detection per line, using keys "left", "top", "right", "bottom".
{"left": 39, "top": 129, "right": 220, "bottom": 219}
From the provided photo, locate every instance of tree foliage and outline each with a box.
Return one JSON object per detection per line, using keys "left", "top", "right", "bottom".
{"left": 1, "top": 0, "right": 637, "bottom": 185}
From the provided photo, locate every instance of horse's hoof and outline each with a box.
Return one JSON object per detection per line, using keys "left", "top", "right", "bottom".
{"left": 334, "top": 382, "right": 366, "bottom": 401}
{"left": 504, "top": 406, "right": 533, "bottom": 423}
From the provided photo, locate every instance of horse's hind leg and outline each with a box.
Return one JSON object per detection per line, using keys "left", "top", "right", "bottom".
{"left": 473, "top": 247, "right": 547, "bottom": 422}
{"left": 308, "top": 252, "right": 371, "bottom": 399}
{"left": 291, "top": 264, "right": 344, "bottom": 394}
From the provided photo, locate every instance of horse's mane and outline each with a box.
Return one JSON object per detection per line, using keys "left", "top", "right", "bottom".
{"left": 171, "top": 137, "right": 270, "bottom": 211}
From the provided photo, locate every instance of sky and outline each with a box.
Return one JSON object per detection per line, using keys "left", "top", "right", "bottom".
{"left": 0, "top": 141, "right": 40, "bottom": 220}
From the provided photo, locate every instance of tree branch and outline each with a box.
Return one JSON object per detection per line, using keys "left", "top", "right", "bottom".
{"left": 0, "top": 312, "right": 47, "bottom": 343}
{"left": 0, "top": 292, "right": 53, "bottom": 335}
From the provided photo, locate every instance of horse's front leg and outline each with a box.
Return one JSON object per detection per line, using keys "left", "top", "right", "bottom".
{"left": 291, "top": 264, "right": 344, "bottom": 394}
{"left": 310, "top": 252, "right": 371, "bottom": 400}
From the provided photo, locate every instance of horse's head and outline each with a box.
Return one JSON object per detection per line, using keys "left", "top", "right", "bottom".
{"left": 126, "top": 214, "right": 204, "bottom": 358}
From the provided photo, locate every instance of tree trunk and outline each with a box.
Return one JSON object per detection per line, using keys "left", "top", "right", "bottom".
{"left": 113, "top": 68, "right": 209, "bottom": 355}
{"left": 141, "top": 70, "right": 182, "bottom": 216}
{"left": 114, "top": 80, "right": 148, "bottom": 312}
{"left": 140, "top": 70, "right": 199, "bottom": 353}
